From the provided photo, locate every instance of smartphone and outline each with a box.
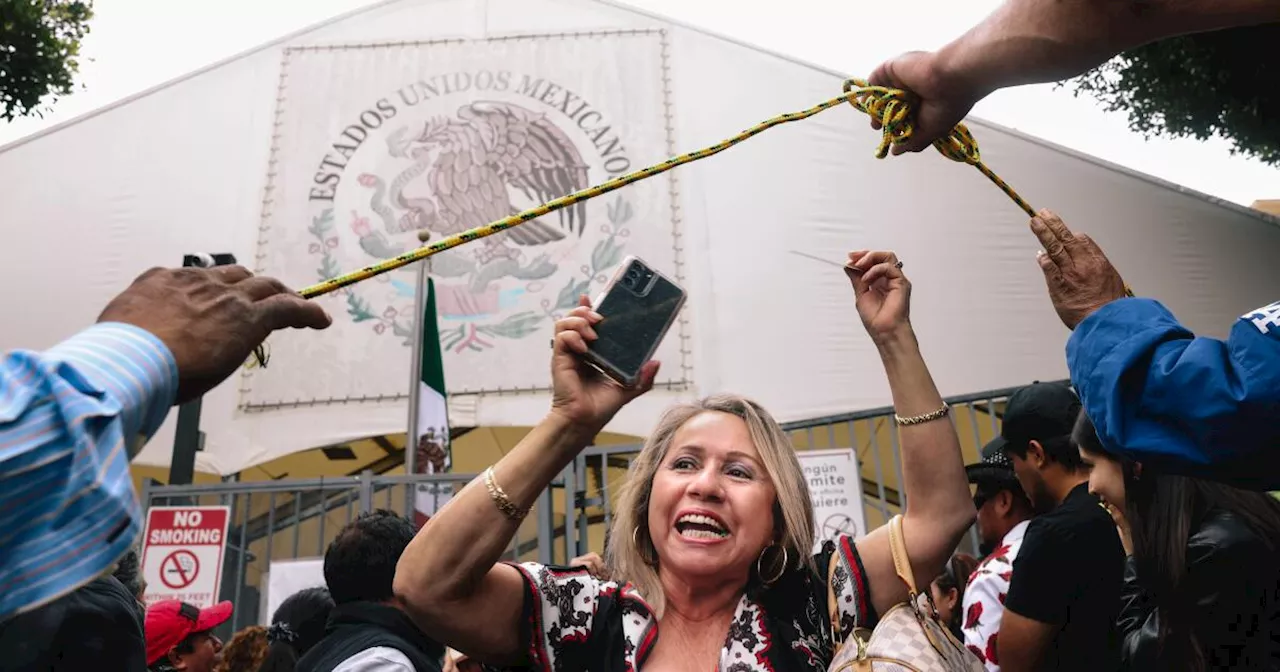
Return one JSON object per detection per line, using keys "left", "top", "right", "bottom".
{"left": 582, "top": 256, "right": 687, "bottom": 387}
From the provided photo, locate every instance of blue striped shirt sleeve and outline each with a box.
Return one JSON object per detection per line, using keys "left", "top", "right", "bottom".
{"left": 0, "top": 322, "right": 177, "bottom": 620}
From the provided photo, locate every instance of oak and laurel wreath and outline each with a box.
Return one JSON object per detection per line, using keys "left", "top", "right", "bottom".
{"left": 309, "top": 196, "right": 632, "bottom": 351}
{"left": 309, "top": 209, "right": 415, "bottom": 339}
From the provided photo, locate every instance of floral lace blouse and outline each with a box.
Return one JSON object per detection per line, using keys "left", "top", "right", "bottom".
{"left": 497, "top": 536, "right": 875, "bottom": 671}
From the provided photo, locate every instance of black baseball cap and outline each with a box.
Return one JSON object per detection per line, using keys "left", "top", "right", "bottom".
{"left": 1001, "top": 382, "right": 1081, "bottom": 450}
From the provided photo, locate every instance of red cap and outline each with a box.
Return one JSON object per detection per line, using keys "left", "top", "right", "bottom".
{"left": 145, "top": 600, "right": 233, "bottom": 665}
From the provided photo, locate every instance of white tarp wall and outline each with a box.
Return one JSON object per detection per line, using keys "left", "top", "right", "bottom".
{"left": 1, "top": 0, "right": 1277, "bottom": 475}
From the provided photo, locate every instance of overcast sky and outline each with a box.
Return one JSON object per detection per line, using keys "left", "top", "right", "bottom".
{"left": 2, "top": 0, "right": 1275, "bottom": 206}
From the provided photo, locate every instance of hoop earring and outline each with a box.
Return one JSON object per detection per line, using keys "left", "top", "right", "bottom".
{"left": 634, "top": 526, "right": 657, "bottom": 566}
{"left": 756, "top": 544, "right": 788, "bottom": 586}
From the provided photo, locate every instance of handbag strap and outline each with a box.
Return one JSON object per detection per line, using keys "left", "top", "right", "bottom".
{"left": 828, "top": 514, "right": 918, "bottom": 641}
{"left": 888, "top": 515, "right": 919, "bottom": 598}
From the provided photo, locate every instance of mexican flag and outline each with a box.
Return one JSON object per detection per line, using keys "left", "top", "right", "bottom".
{"left": 413, "top": 278, "right": 451, "bottom": 527}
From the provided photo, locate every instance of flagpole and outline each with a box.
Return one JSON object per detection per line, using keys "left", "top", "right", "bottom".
{"left": 404, "top": 259, "right": 428, "bottom": 516}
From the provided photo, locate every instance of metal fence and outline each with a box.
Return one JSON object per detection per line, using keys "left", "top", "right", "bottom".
{"left": 560, "top": 381, "right": 1051, "bottom": 563}
{"left": 140, "top": 471, "right": 572, "bottom": 637}
{"left": 139, "top": 380, "right": 1056, "bottom": 639}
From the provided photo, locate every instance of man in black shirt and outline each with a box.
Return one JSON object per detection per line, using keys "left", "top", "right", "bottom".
{"left": 997, "top": 382, "right": 1125, "bottom": 672}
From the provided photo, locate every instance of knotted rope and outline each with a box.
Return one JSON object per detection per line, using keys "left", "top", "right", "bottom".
{"left": 843, "top": 79, "right": 1036, "bottom": 217}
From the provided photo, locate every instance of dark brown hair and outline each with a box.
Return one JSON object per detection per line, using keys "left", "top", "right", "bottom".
{"left": 933, "top": 553, "right": 979, "bottom": 636}
{"left": 1074, "top": 411, "right": 1280, "bottom": 670}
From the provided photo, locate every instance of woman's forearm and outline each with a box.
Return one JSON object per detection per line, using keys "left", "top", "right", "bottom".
{"left": 396, "top": 412, "right": 595, "bottom": 604}
{"left": 876, "top": 327, "right": 974, "bottom": 531}
{"left": 936, "top": 0, "right": 1280, "bottom": 99}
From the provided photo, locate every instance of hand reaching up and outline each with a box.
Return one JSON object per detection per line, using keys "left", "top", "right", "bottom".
{"left": 845, "top": 250, "right": 913, "bottom": 345}
{"left": 97, "top": 266, "right": 332, "bottom": 404}
{"left": 1029, "top": 210, "right": 1128, "bottom": 329}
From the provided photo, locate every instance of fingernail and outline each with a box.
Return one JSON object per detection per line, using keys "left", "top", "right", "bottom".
{"left": 1036, "top": 250, "right": 1045, "bottom": 258}
{"left": 589, "top": 311, "right": 603, "bottom": 321}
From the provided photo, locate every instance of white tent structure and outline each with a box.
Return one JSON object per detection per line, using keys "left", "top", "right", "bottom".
{"left": 2, "top": 0, "right": 1277, "bottom": 475}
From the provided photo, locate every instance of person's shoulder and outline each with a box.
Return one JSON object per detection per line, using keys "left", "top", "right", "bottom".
{"left": 517, "top": 561, "right": 630, "bottom": 594}
{"left": 1022, "top": 512, "right": 1072, "bottom": 546}
{"left": 1021, "top": 504, "right": 1114, "bottom": 554}
{"left": 1048, "top": 490, "right": 1116, "bottom": 535}
{"left": 513, "top": 560, "right": 646, "bottom": 620}
{"left": 1188, "top": 510, "right": 1279, "bottom": 568}
{"left": 967, "top": 562, "right": 1010, "bottom": 589}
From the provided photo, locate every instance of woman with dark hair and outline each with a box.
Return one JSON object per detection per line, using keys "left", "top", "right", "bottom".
{"left": 1074, "top": 411, "right": 1280, "bottom": 670}
{"left": 928, "top": 553, "right": 979, "bottom": 641}
{"left": 258, "top": 587, "right": 335, "bottom": 672}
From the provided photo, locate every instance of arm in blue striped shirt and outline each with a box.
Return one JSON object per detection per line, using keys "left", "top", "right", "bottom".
{"left": 0, "top": 322, "right": 177, "bottom": 620}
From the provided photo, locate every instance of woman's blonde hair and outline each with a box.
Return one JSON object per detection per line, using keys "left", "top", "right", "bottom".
{"left": 606, "top": 394, "right": 815, "bottom": 615}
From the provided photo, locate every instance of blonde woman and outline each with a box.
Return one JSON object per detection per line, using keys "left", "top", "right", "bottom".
{"left": 394, "top": 250, "right": 975, "bottom": 671}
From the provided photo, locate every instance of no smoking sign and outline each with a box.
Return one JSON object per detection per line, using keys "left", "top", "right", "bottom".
{"left": 141, "top": 506, "right": 230, "bottom": 608}
{"left": 160, "top": 550, "right": 201, "bottom": 589}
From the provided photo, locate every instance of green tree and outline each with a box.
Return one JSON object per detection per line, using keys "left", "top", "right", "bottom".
{"left": 0, "top": 0, "right": 94, "bottom": 122}
{"left": 1072, "top": 23, "right": 1280, "bottom": 167}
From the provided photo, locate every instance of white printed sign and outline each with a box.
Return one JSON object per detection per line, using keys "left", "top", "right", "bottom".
{"left": 263, "top": 558, "right": 327, "bottom": 625}
{"left": 141, "top": 506, "right": 231, "bottom": 607}
{"left": 798, "top": 449, "right": 868, "bottom": 551}
{"left": 243, "top": 31, "right": 681, "bottom": 408}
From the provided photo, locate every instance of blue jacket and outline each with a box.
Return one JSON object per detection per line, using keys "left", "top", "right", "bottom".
{"left": 1067, "top": 298, "right": 1280, "bottom": 490}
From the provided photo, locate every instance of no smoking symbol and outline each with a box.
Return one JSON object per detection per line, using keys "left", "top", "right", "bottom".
{"left": 822, "top": 514, "right": 858, "bottom": 539}
{"left": 161, "top": 550, "right": 200, "bottom": 589}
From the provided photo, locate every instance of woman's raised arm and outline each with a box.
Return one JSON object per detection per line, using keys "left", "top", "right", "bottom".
{"left": 844, "top": 250, "right": 977, "bottom": 619}
{"left": 393, "top": 299, "right": 658, "bottom": 665}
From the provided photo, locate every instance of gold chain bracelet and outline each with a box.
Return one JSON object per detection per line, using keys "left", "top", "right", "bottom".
{"left": 894, "top": 403, "right": 951, "bottom": 427}
{"left": 484, "top": 466, "right": 529, "bottom": 521}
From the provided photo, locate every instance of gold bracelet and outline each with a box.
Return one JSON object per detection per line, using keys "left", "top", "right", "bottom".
{"left": 484, "top": 466, "right": 529, "bottom": 521}
{"left": 894, "top": 403, "right": 950, "bottom": 427}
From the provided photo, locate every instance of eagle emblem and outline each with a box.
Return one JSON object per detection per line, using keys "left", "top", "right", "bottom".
{"left": 354, "top": 101, "right": 591, "bottom": 295}
{"left": 309, "top": 100, "right": 632, "bottom": 351}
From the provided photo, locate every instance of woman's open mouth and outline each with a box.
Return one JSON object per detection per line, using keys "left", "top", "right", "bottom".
{"left": 674, "top": 512, "right": 730, "bottom": 540}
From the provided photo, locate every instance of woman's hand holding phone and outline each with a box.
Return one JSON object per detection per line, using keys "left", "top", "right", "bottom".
{"left": 549, "top": 295, "right": 660, "bottom": 434}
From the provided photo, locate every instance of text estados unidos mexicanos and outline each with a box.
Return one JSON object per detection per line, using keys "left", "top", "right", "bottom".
{"left": 308, "top": 70, "right": 635, "bottom": 202}
{"left": 149, "top": 528, "right": 222, "bottom": 544}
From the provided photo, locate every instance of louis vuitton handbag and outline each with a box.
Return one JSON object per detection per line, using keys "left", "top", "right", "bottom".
{"left": 827, "top": 515, "right": 985, "bottom": 672}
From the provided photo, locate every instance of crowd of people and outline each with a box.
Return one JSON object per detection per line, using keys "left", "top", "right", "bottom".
{"left": 1, "top": 0, "right": 1278, "bottom": 670}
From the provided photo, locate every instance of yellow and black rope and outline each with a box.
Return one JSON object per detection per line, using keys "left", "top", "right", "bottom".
{"left": 251, "top": 79, "right": 1127, "bottom": 368}
{"left": 295, "top": 78, "right": 1035, "bottom": 301}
